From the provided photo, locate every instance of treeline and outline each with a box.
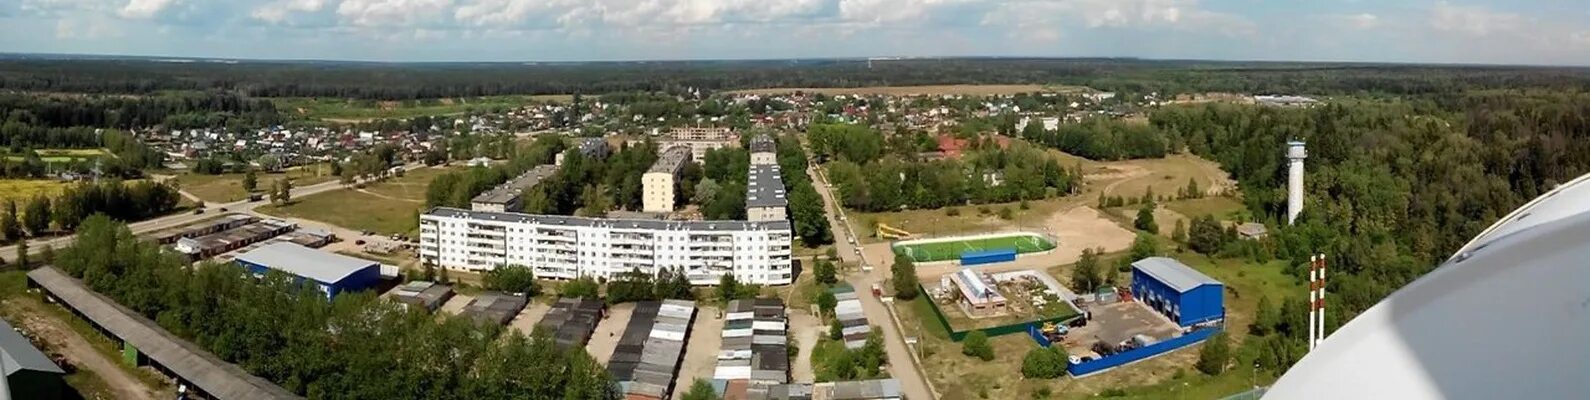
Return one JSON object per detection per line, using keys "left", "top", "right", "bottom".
{"left": 6, "top": 58, "right": 1588, "bottom": 100}
{"left": 774, "top": 134, "right": 833, "bottom": 247}
{"left": 1153, "top": 90, "right": 1590, "bottom": 369}
{"left": 0, "top": 179, "right": 181, "bottom": 243}
{"left": 1020, "top": 118, "right": 1169, "bottom": 161}
{"left": 425, "top": 136, "right": 567, "bottom": 209}
{"left": 0, "top": 91, "right": 280, "bottom": 130}
{"left": 817, "top": 124, "right": 1077, "bottom": 212}
{"left": 53, "top": 216, "right": 617, "bottom": 399}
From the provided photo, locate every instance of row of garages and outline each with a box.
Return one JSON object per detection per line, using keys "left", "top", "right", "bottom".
{"left": 610, "top": 300, "right": 697, "bottom": 400}
{"left": 830, "top": 285, "right": 870, "bottom": 349}
{"left": 714, "top": 298, "right": 790, "bottom": 386}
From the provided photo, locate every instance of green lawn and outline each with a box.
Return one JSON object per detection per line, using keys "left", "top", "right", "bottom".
{"left": 892, "top": 233, "right": 1056, "bottom": 263}
{"left": 175, "top": 164, "right": 338, "bottom": 203}
{"left": 1164, "top": 197, "right": 1248, "bottom": 221}
{"left": 257, "top": 189, "right": 420, "bottom": 236}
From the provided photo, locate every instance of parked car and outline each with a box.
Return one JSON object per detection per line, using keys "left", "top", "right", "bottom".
{"left": 192, "top": 209, "right": 204, "bottom": 215}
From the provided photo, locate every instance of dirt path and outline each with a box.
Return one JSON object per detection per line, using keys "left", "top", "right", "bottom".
{"left": 789, "top": 310, "right": 821, "bottom": 382}
{"left": 354, "top": 188, "right": 423, "bottom": 203}
{"left": 4, "top": 299, "right": 160, "bottom": 400}
{"left": 673, "top": 306, "right": 724, "bottom": 398}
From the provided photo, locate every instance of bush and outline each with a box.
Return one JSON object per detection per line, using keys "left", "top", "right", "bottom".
{"left": 1196, "top": 332, "right": 1231, "bottom": 375}
{"left": 962, "top": 331, "right": 994, "bottom": 361}
{"left": 945, "top": 207, "right": 961, "bottom": 216}
{"left": 998, "top": 207, "right": 1014, "bottom": 220}
{"left": 1020, "top": 347, "right": 1068, "bottom": 379}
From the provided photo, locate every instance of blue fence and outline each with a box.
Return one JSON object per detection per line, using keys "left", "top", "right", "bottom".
{"left": 1028, "top": 323, "right": 1054, "bottom": 348}
{"left": 960, "top": 248, "right": 1017, "bottom": 266}
{"left": 1067, "top": 328, "right": 1220, "bottom": 377}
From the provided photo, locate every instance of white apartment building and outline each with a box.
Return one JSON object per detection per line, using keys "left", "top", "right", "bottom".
{"left": 643, "top": 146, "right": 692, "bottom": 213}
{"left": 749, "top": 134, "right": 777, "bottom": 166}
{"left": 420, "top": 207, "right": 795, "bottom": 285}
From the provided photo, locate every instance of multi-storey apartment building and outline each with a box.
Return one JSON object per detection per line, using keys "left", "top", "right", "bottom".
{"left": 642, "top": 146, "right": 692, "bottom": 213}
{"left": 419, "top": 207, "right": 795, "bottom": 285}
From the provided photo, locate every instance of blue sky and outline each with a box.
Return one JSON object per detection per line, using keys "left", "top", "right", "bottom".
{"left": 1, "top": 0, "right": 1587, "bottom": 65}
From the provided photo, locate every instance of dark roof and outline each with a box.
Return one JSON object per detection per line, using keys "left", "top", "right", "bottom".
{"left": 746, "top": 165, "right": 787, "bottom": 208}
{"left": 1132, "top": 257, "right": 1222, "bottom": 293}
{"left": 27, "top": 267, "right": 302, "bottom": 399}
{"left": 424, "top": 207, "right": 792, "bottom": 231}
{"left": 0, "top": 318, "right": 63, "bottom": 376}
{"left": 461, "top": 292, "right": 528, "bottom": 326}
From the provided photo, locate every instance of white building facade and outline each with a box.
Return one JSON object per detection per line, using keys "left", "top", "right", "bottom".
{"left": 420, "top": 208, "right": 794, "bottom": 285}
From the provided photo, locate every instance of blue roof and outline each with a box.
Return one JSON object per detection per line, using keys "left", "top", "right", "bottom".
{"left": 1132, "top": 257, "right": 1221, "bottom": 293}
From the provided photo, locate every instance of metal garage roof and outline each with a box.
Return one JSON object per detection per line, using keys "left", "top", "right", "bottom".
{"left": 234, "top": 242, "right": 375, "bottom": 284}
{"left": 1131, "top": 257, "right": 1220, "bottom": 293}
{"left": 0, "top": 318, "right": 63, "bottom": 376}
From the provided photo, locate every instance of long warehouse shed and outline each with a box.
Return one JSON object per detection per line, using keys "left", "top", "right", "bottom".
{"left": 26, "top": 266, "right": 303, "bottom": 400}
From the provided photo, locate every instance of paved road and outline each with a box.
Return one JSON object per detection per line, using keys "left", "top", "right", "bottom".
{"left": 0, "top": 164, "right": 426, "bottom": 261}
{"left": 801, "top": 141, "right": 934, "bottom": 400}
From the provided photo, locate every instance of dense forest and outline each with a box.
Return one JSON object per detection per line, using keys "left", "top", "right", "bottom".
{"left": 53, "top": 216, "right": 616, "bottom": 399}
{"left": 4, "top": 58, "right": 1588, "bottom": 100}
{"left": 1138, "top": 90, "right": 1590, "bottom": 371}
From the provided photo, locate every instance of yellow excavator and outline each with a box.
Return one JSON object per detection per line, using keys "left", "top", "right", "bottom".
{"left": 876, "top": 223, "right": 914, "bottom": 240}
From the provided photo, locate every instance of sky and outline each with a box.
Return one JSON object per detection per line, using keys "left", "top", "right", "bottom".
{"left": 0, "top": 0, "right": 1587, "bottom": 65}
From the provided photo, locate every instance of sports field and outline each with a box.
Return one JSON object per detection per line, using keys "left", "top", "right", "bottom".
{"left": 892, "top": 233, "right": 1056, "bottom": 263}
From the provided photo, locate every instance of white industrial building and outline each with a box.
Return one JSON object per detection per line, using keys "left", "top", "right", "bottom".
{"left": 419, "top": 207, "right": 794, "bottom": 285}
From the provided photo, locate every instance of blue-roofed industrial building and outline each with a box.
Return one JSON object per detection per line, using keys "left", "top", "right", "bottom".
{"left": 1, "top": 318, "right": 67, "bottom": 400}
{"left": 234, "top": 242, "right": 381, "bottom": 298}
{"left": 1130, "top": 257, "right": 1224, "bottom": 327}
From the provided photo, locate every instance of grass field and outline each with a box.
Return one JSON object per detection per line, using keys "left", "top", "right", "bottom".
{"left": 891, "top": 233, "right": 1056, "bottom": 263}
{"left": 175, "top": 164, "right": 338, "bottom": 203}
{"left": 726, "top": 84, "right": 1092, "bottom": 96}
{"left": 256, "top": 165, "right": 460, "bottom": 236}
{"left": 1164, "top": 197, "right": 1248, "bottom": 221}
{"left": 4, "top": 148, "right": 114, "bottom": 163}
{"left": 0, "top": 179, "right": 71, "bottom": 204}
{"left": 274, "top": 95, "right": 574, "bottom": 121}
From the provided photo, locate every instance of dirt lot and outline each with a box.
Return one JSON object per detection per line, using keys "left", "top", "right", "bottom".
{"left": 1086, "top": 154, "right": 1234, "bottom": 200}
{"left": 726, "top": 84, "right": 1086, "bottom": 96}
{"left": 1060, "top": 302, "right": 1182, "bottom": 357}
{"left": 509, "top": 301, "right": 552, "bottom": 336}
{"left": 586, "top": 302, "right": 635, "bottom": 365}
{"left": 2, "top": 298, "right": 163, "bottom": 400}
{"left": 673, "top": 306, "right": 724, "bottom": 398}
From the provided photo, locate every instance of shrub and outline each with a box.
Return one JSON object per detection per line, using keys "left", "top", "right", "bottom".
{"left": 962, "top": 331, "right": 994, "bottom": 361}
{"left": 1020, "top": 347, "right": 1068, "bottom": 379}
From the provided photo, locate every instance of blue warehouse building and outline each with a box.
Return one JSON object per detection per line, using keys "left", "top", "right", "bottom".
{"left": 1131, "top": 257, "right": 1224, "bottom": 327}
{"left": 235, "top": 242, "right": 381, "bottom": 298}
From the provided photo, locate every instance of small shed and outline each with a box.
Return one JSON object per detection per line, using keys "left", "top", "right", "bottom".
{"left": 387, "top": 281, "right": 454, "bottom": 311}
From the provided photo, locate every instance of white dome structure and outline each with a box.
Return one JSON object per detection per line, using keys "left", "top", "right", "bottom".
{"left": 1265, "top": 173, "right": 1590, "bottom": 399}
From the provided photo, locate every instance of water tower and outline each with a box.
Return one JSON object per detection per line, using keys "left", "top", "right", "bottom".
{"left": 1287, "top": 141, "right": 1307, "bottom": 225}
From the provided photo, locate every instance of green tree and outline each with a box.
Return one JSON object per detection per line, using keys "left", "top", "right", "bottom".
{"left": 1172, "top": 219, "right": 1188, "bottom": 243}
{"left": 1134, "top": 202, "right": 1158, "bottom": 233}
{"left": 817, "top": 291, "right": 838, "bottom": 318}
{"left": 1071, "top": 248, "right": 1101, "bottom": 293}
{"left": 1188, "top": 214, "right": 1227, "bottom": 254}
{"left": 829, "top": 321, "right": 844, "bottom": 340}
{"left": 1251, "top": 296, "right": 1280, "bottom": 336}
{"left": 962, "top": 331, "right": 994, "bottom": 361}
{"left": 38, "top": 243, "right": 54, "bottom": 265}
{"left": 23, "top": 195, "right": 51, "bottom": 236}
{"left": 0, "top": 200, "right": 20, "bottom": 241}
{"left": 14, "top": 238, "right": 27, "bottom": 268}
{"left": 1197, "top": 331, "right": 1232, "bottom": 375}
{"left": 814, "top": 258, "right": 838, "bottom": 285}
{"left": 562, "top": 276, "right": 600, "bottom": 299}
{"left": 1021, "top": 346, "right": 1069, "bottom": 379}
{"left": 482, "top": 264, "right": 539, "bottom": 296}
{"left": 717, "top": 274, "right": 740, "bottom": 304}
{"left": 1129, "top": 233, "right": 1159, "bottom": 261}
{"left": 681, "top": 378, "right": 719, "bottom": 400}
{"left": 243, "top": 170, "right": 258, "bottom": 192}
{"left": 890, "top": 257, "right": 919, "bottom": 300}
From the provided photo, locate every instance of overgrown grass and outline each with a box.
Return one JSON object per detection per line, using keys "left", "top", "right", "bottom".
{"left": 257, "top": 189, "right": 420, "bottom": 236}
{"left": 175, "top": 164, "right": 338, "bottom": 203}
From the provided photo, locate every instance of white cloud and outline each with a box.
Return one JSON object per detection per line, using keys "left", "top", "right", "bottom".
{"left": 251, "top": 0, "right": 327, "bottom": 24}
{"left": 1429, "top": 1, "right": 1521, "bottom": 37}
{"left": 336, "top": 0, "right": 455, "bottom": 28}
{"left": 981, "top": 0, "right": 1256, "bottom": 40}
{"left": 118, "top": 0, "right": 177, "bottom": 19}
{"left": 1346, "top": 13, "right": 1378, "bottom": 30}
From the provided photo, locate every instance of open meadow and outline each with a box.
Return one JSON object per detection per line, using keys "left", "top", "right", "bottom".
{"left": 255, "top": 165, "right": 460, "bottom": 236}
{"left": 174, "top": 163, "right": 338, "bottom": 203}
{"left": 0, "top": 179, "right": 71, "bottom": 204}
